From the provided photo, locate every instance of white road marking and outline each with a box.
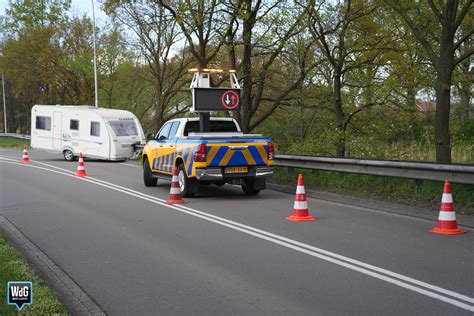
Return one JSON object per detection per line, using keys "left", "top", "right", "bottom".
{"left": 1, "top": 157, "right": 473, "bottom": 312}
{"left": 120, "top": 162, "right": 140, "bottom": 168}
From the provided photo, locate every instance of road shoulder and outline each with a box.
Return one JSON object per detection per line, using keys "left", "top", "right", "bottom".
{"left": 0, "top": 215, "right": 105, "bottom": 315}
{"left": 268, "top": 183, "right": 474, "bottom": 229}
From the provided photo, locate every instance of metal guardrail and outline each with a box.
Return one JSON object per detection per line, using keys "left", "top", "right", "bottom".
{"left": 1, "top": 133, "right": 473, "bottom": 184}
{"left": 274, "top": 154, "right": 474, "bottom": 185}
{"left": 0, "top": 133, "right": 31, "bottom": 140}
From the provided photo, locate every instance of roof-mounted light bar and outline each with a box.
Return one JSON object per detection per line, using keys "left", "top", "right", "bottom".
{"left": 188, "top": 68, "right": 236, "bottom": 73}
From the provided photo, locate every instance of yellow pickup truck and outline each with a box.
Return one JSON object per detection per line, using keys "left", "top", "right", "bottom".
{"left": 142, "top": 117, "right": 274, "bottom": 196}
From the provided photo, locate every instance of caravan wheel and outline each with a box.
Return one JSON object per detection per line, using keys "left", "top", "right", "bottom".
{"left": 63, "top": 150, "right": 76, "bottom": 161}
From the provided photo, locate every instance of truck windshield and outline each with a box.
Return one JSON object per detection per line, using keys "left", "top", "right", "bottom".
{"left": 184, "top": 121, "right": 238, "bottom": 136}
{"left": 109, "top": 120, "right": 138, "bottom": 136}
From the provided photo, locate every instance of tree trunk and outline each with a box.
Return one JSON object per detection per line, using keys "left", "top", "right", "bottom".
{"left": 434, "top": 62, "right": 453, "bottom": 163}
{"left": 334, "top": 73, "right": 345, "bottom": 157}
{"left": 239, "top": 0, "right": 253, "bottom": 133}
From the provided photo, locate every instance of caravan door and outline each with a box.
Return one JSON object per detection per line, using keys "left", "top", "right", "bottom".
{"left": 52, "top": 111, "right": 62, "bottom": 150}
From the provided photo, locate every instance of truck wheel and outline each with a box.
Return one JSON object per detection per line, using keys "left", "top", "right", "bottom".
{"left": 143, "top": 157, "right": 157, "bottom": 187}
{"left": 63, "top": 149, "right": 76, "bottom": 161}
{"left": 178, "top": 164, "right": 195, "bottom": 197}
{"left": 242, "top": 180, "right": 260, "bottom": 196}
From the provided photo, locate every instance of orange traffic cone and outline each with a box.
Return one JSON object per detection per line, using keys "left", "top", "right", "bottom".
{"left": 286, "top": 174, "right": 316, "bottom": 222}
{"left": 75, "top": 153, "right": 88, "bottom": 177}
{"left": 430, "top": 180, "right": 466, "bottom": 235}
{"left": 167, "top": 166, "right": 185, "bottom": 204}
{"left": 21, "top": 145, "right": 30, "bottom": 163}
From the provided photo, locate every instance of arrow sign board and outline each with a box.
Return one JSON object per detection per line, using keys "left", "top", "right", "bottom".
{"left": 192, "top": 88, "right": 241, "bottom": 111}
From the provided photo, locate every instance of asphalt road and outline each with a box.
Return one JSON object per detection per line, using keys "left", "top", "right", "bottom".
{"left": 1, "top": 148, "right": 473, "bottom": 315}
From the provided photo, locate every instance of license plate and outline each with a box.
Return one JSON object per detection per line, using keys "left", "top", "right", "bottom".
{"left": 225, "top": 166, "right": 248, "bottom": 174}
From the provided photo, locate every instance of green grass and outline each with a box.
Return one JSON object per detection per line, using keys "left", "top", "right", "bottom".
{"left": 383, "top": 142, "right": 473, "bottom": 163}
{"left": 0, "top": 137, "right": 29, "bottom": 149}
{"left": 0, "top": 235, "right": 68, "bottom": 315}
{"left": 273, "top": 167, "right": 474, "bottom": 215}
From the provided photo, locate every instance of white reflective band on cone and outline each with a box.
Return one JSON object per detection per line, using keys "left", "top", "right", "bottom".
{"left": 296, "top": 186, "right": 306, "bottom": 194}
{"left": 442, "top": 193, "right": 453, "bottom": 203}
{"left": 438, "top": 211, "right": 457, "bottom": 221}
{"left": 170, "top": 187, "right": 181, "bottom": 194}
{"left": 77, "top": 166, "right": 85, "bottom": 170}
{"left": 293, "top": 201, "right": 308, "bottom": 210}
{"left": 172, "top": 176, "right": 179, "bottom": 181}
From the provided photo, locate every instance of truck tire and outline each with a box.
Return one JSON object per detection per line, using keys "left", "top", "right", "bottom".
{"left": 242, "top": 179, "right": 260, "bottom": 196}
{"left": 63, "top": 149, "right": 76, "bottom": 161}
{"left": 143, "top": 157, "right": 157, "bottom": 187}
{"left": 178, "top": 164, "right": 195, "bottom": 197}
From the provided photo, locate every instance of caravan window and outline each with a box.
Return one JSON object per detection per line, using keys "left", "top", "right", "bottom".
{"left": 70, "top": 119, "right": 79, "bottom": 130}
{"left": 91, "top": 121, "right": 100, "bottom": 136}
{"left": 36, "top": 116, "right": 51, "bottom": 131}
{"left": 109, "top": 120, "right": 138, "bottom": 136}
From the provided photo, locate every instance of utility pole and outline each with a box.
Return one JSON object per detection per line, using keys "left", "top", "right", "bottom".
{"left": 91, "top": 0, "right": 99, "bottom": 108}
{"left": 2, "top": 71, "right": 6, "bottom": 133}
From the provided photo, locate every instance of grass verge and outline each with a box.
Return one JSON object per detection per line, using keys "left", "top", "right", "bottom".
{"left": 273, "top": 167, "right": 474, "bottom": 215}
{"left": 0, "top": 234, "right": 68, "bottom": 314}
{"left": 0, "top": 137, "right": 29, "bottom": 149}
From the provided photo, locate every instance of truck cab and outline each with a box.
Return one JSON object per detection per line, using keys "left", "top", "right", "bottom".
{"left": 142, "top": 117, "right": 274, "bottom": 196}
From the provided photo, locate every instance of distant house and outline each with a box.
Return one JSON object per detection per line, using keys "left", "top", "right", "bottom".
{"left": 416, "top": 100, "right": 436, "bottom": 113}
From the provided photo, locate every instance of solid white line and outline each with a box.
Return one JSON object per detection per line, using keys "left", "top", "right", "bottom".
{"left": 119, "top": 162, "right": 140, "bottom": 168}
{"left": 1, "top": 159, "right": 473, "bottom": 311}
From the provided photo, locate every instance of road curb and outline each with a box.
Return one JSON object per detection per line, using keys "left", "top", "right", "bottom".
{"left": 268, "top": 183, "right": 474, "bottom": 229}
{"left": 0, "top": 215, "right": 105, "bottom": 315}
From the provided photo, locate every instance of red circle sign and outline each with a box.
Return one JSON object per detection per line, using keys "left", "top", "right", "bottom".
{"left": 221, "top": 90, "right": 240, "bottom": 110}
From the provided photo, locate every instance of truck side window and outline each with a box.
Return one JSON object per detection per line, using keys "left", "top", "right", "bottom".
{"left": 91, "top": 121, "right": 100, "bottom": 137}
{"left": 36, "top": 116, "right": 51, "bottom": 131}
{"left": 168, "top": 122, "right": 180, "bottom": 139}
{"left": 70, "top": 119, "right": 79, "bottom": 130}
{"left": 157, "top": 122, "right": 172, "bottom": 140}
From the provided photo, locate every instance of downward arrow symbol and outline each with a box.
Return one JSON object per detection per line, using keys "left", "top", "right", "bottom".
{"left": 225, "top": 94, "right": 231, "bottom": 105}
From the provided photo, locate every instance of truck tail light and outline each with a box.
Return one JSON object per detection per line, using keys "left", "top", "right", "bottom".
{"left": 194, "top": 144, "right": 207, "bottom": 162}
{"left": 268, "top": 142, "right": 274, "bottom": 160}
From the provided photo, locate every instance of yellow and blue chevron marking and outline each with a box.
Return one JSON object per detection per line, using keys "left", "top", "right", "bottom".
{"left": 206, "top": 144, "right": 268, "bottom": 167}
{"left": 146, "top": 138, "right": 271, "bottom": 178}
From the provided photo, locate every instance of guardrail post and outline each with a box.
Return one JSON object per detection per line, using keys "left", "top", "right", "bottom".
{"left": 414, "top": 179, "right": 423, "bottom": 193}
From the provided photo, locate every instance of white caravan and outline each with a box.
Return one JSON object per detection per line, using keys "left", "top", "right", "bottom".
{"left": 31, "top": 105, "right": 145, "bottom": 161}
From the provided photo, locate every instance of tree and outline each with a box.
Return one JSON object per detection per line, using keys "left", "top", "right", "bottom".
{"left": 229, "top": 0, "right": 318, "bottom": 133}
{"left": 105, "top": 1, "right": 192, "bottom": 129}
{"left": 158, "top": 0, "right": 227, "bottom": 68}
{"left": 384, "top": 0, "right": 473, "bottom": 162}
{"left": 457, "top": 21, "right": 473, "bottom": 123}
{"left": 302, "top": 0, "right": 388, "bottom": 157}
{"left": 4, "top": 0, "right": 71, "bottom": 34}
{"left": 1, "top": 0, "right": 73, "bottom": 132}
